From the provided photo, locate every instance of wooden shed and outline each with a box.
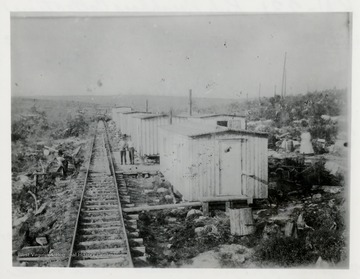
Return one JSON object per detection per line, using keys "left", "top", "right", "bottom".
{"left": 118, "top": 111, "right": 148, "bottom": 135}
{"left": 111, "top": 107, "right": 132, "bottom": 128}
{"left": 181, "top": 113, "right": 247, "bottom": 130}
{"left": 159, "top": 122, "right": 268, "bottom": 202}
{"left": 126, "top": 114, "right": 187, "bottom": 157}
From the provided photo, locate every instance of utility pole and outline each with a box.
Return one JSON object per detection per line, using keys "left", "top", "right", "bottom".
{"left": 189, "top": 89, "right": 192, "bottom": 116}
{"left": 146, "top": 99, "right": 148, "bottom": 112}
{"left": 169, "top": 108, "right": 173, "bottom": 124}
{"left": 258, "top": 83, "right": 261, "bottom": 102}
{"left": 246, "top": 93, "right": 249, "bottom": 110}
{"left": 281, "top": 52, "right": 287, "bottom": 98}
{"left": 274, "top": 85, "right": 277, "bottom": 97}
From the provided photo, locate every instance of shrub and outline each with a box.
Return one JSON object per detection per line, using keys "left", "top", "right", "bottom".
{"left": 64, "top": 112, "right": 89, "bottom": 137}
{"left": 255, "top": 236, "right": 316, "bottom": 266}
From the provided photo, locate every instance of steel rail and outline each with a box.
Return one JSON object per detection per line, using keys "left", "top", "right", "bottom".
{"left": 103, "top": 121, "right": 134, "bottom": 267}
{"left": 67, "top": 132, "right": 96, "bottom": 267}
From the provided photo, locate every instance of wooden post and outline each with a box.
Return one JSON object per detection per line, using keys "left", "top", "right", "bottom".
{"left": 169, "top": 108, "right": 173, "bottom": 124}
{"left": 225, "top": 201, "right": 231, "bottom": 213}
{"left": 146, "top": 99, "right": 148, "bottom": 112}
{"left": 202, "top": 202, "right": 209, "bottom": 216}
{"left": 229, "top": 208, "right": 255, "bottom": 236}
{"left": 189, "top": 89, "right": 192, "bottom": 116}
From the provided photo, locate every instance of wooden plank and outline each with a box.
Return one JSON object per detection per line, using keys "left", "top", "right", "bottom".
{"left": 241, "top": 136, "right": 246, "bottom": 196}
{"left": 245, "top": 135, "right": 250, "bottom": 197}
{"left": 202, "top": 202, "right": 209, "bottom": 216}
{"left": 229, "top": 208, "right": 255, "bottom": 236}
{"left": 122, "top": 202, "right": 202, "bottom": 213}
{"left": 201, "top": 195, "right": 249, "bottom": 202}
{"left": 18, "top": 256, "right": 66, "bottom": 262}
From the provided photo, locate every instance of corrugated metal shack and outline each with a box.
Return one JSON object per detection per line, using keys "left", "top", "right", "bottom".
{"left": 181, "top": 113, "right": 247, "bottom": 130}
{"left": 117, "top": 111, "right": 148, "bottom": 135}
{"left": 111, "top": 107, "right": 132, "bottom": 128}
{"left": 127, "top": 114, "right": 188, "bottom": 157}
{"left": 159, "top": 122, "right": 268, "bottom": 202}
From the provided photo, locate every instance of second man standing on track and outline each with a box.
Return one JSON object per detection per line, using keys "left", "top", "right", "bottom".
{"left": 127, "top": 138, "right": 135, "bottom": 165}
{"left": 119, "top": 135, "right": 128, "bottom": 165}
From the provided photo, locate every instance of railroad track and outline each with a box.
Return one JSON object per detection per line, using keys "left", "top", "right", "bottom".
{"left": 68, "top": 121, "right": 135, "bottom": 267}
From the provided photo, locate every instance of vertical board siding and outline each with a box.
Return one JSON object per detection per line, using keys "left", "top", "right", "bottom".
{"left": 126, "top": 115, "right": 187, "bottom": 157}
{"left": 255, "top": 136, "right": 259, "bottom": 197}
{"left": 159, "top": 126, "right": 268, "bottom": 201}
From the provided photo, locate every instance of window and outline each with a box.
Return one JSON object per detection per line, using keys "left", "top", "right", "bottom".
{"left": 217, "top": 120, "right": 228, "bottom": 127}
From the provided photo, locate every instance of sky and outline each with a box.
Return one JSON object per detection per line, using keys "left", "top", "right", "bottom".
{"left": 11, "top": 13, "right": 351, "bottom": 99}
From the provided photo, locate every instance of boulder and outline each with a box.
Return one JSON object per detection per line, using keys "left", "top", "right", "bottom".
{"left": 157, "top": 187, "right": 169, "bottom": 194}
{"left": 165, "top": 195, "right": 174, "bottom": 203}
{"left": 328, "top": 199, "right": 335, "bottom": 208}
{"left": 167, "top": 217, "right": 177, "bottom": 223}
{"left": 173, "top": 189, "right": 183, "bottom": 200}
{"left": 194, "top": 216, "right": 207, "bottom": 223}
{"left": 321, "top": 186, "right": 343, "bottom": 194}
{"left": 204, "top": 224, "right": 218, "bottom": 235}
{"left": 160, "top": 181, "right": 172, "bottom": 189}
{"left": 195, "top": 227, "right": 205, "bottom": 235}
{"left": 36, "top": 236, "right": 48, "bottom": 246}
{"left": 186, "top": 209, "right": 203, "bottom": 219}
{"left": 312, "top": 193, "right": 322, "bottom": 202}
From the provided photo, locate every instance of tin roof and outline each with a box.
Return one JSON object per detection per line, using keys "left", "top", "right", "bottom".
{"left": 131, "top": 113, "right": 168, "bottom": 119}
{"left": 160, "top": 122, "right": 228, "bottom": 137}
{"left": 160, "top": 122, "right": 268, "bottom": 138}
{"left": 177, "top": 113, "right": 246, "bottom": 119}
{"left": 121, "top": 111, "right": 148, "bottom": 115}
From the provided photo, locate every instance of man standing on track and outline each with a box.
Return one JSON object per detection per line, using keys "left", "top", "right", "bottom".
{"left": 127, "top": 138, "right": 135, "bottom": 165}
{"left": 119, "top": 135, "right": 128, "bottom": 165}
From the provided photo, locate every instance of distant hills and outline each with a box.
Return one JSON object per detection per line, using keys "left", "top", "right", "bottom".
{"left": 13, "top": 94, "right": 246, "bottom": 115}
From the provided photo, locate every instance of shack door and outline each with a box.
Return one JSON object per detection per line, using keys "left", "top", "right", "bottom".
{"left": 219, "top": 140, "right": 242, "bottom": 195}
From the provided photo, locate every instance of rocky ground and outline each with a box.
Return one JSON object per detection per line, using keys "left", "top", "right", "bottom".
{"left": 132, "top": 182, "right": 346, "bottom": 268}
{"left": 11, "top": 119, "right": 348, "bottom": 268}
{"left": 106, "top": 119, "right": 348, "bottom": 268}
{"left": 12, "top": 136, "right": 94, "bottom": 266}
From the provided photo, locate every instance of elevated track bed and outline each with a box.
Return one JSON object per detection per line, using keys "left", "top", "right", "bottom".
{"left": 68, "top": 121, "right": 133, "bottom": 267}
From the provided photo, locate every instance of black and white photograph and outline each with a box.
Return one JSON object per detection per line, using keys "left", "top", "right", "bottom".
{"left": 10, "top": 10, "right": 351, "bottom": 269}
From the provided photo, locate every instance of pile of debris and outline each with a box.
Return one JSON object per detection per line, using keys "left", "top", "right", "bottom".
{"left": 12, "top": 137, "right": 93, "bottom": 266}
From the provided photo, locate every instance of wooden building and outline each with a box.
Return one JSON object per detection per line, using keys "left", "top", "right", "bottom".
{"left": 111, "top": 107, "right": 132, "bottom": 129}
{"left": 126, "top": 114, "right": 187, "bottom": 157}
{"left": 180, "top": 113, "right": 247, "bottom": 130}
{"left": 158, "top": 122, "right": 268, "bottom": 202}
{"left": 118, "top": 111, "right": 148, "bottom": 136}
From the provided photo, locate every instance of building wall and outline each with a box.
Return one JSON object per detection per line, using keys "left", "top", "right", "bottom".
{"left": 130, "top": 116, "right": 187, "bottom": 157}
{"left": 159, "top": 129, "right": 190, "bottom": 197}
{"left": 118, "top": 112, "right": 141, "bottom": 136}
{"left": 118, "top": 113, "right": 130, "bottom": 135}
{"left": 159, "top": 128, "right": 268, "bottom": 201}
{"left": 188, "top": 116, "right": 246, "bottom": 130}
{"left": 112, "top": 107, "right": 132, "bottom": 129}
